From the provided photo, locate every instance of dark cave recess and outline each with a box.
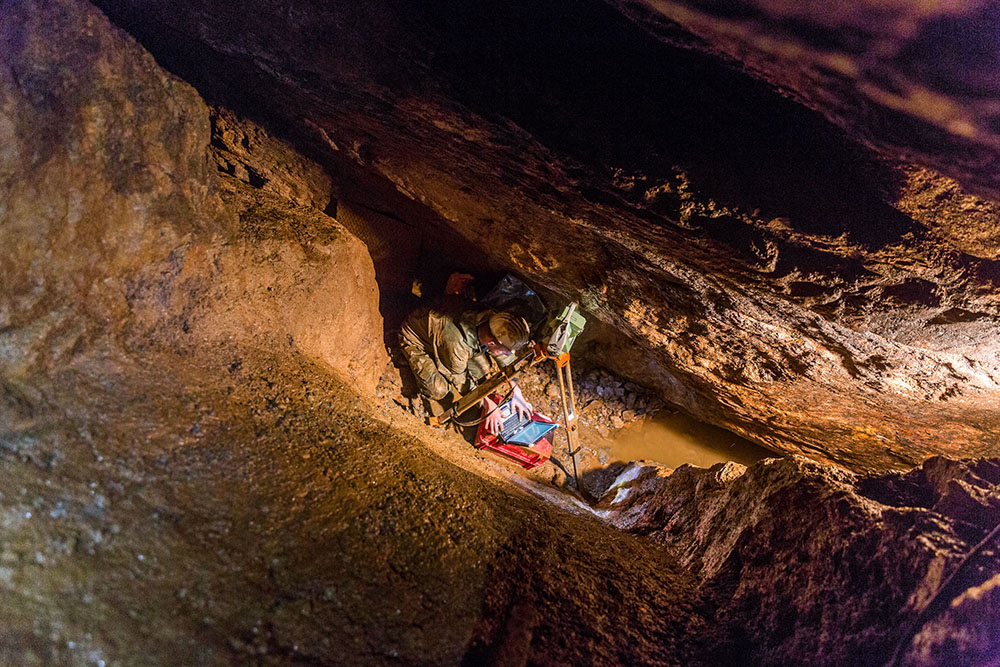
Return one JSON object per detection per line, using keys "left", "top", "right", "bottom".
{"left": 89, "top": 0, "right": 1000, "bottom": 470}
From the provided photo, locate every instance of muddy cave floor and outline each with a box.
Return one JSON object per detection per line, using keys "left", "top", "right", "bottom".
{"left": 2, "top": 341, "right": 727, "bottom": 665}
{"left": 375, "top": 265, "right": 769, "bottom": 490}
{"left": 382, "top": 342, "right": 770, "bottom": 501}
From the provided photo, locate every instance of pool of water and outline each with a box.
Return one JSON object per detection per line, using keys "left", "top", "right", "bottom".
{"left": 603, "top": 411, "right": 774, "bottom": 469}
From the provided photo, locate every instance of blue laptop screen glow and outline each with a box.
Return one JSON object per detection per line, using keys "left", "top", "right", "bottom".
{"left": 505, "top": 420, "right": 558, "bottom": 445}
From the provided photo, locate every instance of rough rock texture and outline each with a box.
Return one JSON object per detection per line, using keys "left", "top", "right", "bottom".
{"left": 3, "top": 1, "right": 1000, "bottom": 664}
{"left": 907, "top": 572, "right": 1000, "bottom": 666}
{"left": 595, "top": 456, "right": 1000, "bottom": 665}
{"left": 1, "top": 0, "right": 218, "bottom": 377}
{"left": 0, "top": 3, "right": 718, "bottom": 664}
{"left": 210, "top": 107, "right": 332, "bottom": 212}
{"left": 93, "top": 0, "right": 1000, "bottom": 470}
{"left": 0, "top": 0, "right": 386, "bottom": 393}
{"left": 610, "top": 0, "right": 1000, "bottom": 203}
{"left": 143, "top": 176, "right": 388, "bottom": 394}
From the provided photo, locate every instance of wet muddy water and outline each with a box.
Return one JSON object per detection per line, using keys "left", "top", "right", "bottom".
{"left": 600, "top": 411, "right": 773, "bottom": 469}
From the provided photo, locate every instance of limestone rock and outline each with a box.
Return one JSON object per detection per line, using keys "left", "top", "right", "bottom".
{"left": 210, "top": 107, "right": 332, "bottom": 211}
{"left": 92, "top": 0, "right": 1000, "bottom": 470}
{"left": 0, "top": 0, "right": 386, "bottom": 393}
{"left": 596, "top": 455, "right": 1000, "bottom": 665}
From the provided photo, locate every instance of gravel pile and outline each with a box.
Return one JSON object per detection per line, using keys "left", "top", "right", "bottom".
{"left": 520, "top": 364, "right": 670, "bottom": 438}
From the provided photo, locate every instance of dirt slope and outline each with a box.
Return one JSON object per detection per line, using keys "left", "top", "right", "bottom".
{"left": 3, "top": 2, "right": 998, "bottom": 665}
{"left": 1, "top": 345, "right": 712, "bottom": 665}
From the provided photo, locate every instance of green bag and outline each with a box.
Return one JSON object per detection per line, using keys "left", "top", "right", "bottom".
{"left": 545, "top": 303, "right": 586, "bottom": 356}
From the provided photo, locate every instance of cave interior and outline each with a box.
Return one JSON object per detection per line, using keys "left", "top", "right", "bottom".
{"left": 3, "top": 0, "right": 1000, "bottom": 665}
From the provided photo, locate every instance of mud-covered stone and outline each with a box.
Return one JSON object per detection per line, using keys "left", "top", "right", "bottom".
{"left": 0, "top": 0, "right": 386, "bottom": 392}
{"left": 597, "top": 455, "right": 1000, "bottom": 665}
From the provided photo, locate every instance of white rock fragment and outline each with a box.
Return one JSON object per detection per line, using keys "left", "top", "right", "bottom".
{"left": 612, "top": 486, "right": 632, "bottom": 504}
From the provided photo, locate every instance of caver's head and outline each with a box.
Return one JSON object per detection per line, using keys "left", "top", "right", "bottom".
{"left": 478, "top": 312, "right": 530, "bottom": 358}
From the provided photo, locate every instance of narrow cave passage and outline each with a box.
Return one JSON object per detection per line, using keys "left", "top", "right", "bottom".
{"left": 316, "top": 154, "right": 775, "bottom": 496}
{"left": 3, "top": 0, "right": 1000, "bottom": 665}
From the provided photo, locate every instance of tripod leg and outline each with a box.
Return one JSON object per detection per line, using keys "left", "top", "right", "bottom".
{"left": 555, "top": 355, "right": 582, "bottom": 490}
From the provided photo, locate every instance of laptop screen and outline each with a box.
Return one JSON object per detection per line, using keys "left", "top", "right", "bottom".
{"left": 505, "top": 419, "right": 559, "bottom": 446}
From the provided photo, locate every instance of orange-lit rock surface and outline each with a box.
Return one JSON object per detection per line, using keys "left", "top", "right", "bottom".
{"left": 1, "top": 0, "right": 385, "bottom": 393}
{"left": 3, "top": 0, "right": 1000, "bottom": 664}
{"left": 93, "top": 0, "right": 1000, "bottom": 470}
{"left": 595, "top": 455, "right": 1000, "bottom": 664}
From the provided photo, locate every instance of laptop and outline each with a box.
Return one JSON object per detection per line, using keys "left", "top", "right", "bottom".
{"left": 497, "top": 400, "right": 559, "bottom": 447}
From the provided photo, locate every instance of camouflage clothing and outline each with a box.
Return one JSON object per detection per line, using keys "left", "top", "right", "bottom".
{"left": 400, "top": 299, "right": 513, "bottom": 408}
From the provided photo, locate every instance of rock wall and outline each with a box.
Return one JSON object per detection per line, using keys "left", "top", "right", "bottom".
{"left": 1, "top": 0, "right": 217, "bottom": 377}
{"left": 92, "top": 0, "right": 1000, "bottom": 470}
{"left": 210, "top": 107, "right": 332, "bottom": 212}
{"left": 3, "top": 2, "right": 999, "bottom": 664}
{"left": 0, "top": 0, "right": 386, "bottom": 393}
{"left": 595, "top": 455, "right": 1000, "bottom": 664}
{"left": 610, "top": 0, "right": 1000, "bottom": 203}
{"left": 0, "top": 6, "right": 715, "bottom": 664}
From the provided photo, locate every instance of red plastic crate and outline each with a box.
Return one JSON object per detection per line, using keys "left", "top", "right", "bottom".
{"left": 474, "top": 393, "right": 553, "bottom": 469}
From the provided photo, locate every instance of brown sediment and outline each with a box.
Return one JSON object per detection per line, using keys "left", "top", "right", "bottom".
{"left": 3, "top": 0, "right": 1000, "bottom": 663}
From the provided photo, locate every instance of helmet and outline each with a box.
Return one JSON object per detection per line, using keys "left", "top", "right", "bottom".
{"left": 488, "top": 312, "right": 530, "bottom": 350}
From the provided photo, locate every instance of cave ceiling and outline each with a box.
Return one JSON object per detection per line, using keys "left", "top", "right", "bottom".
{"left": 613, "top": 0, "right": 1000, "bottom": 201}
{"left": 92, "top": 0, "right": 1000, "bottom": 471}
